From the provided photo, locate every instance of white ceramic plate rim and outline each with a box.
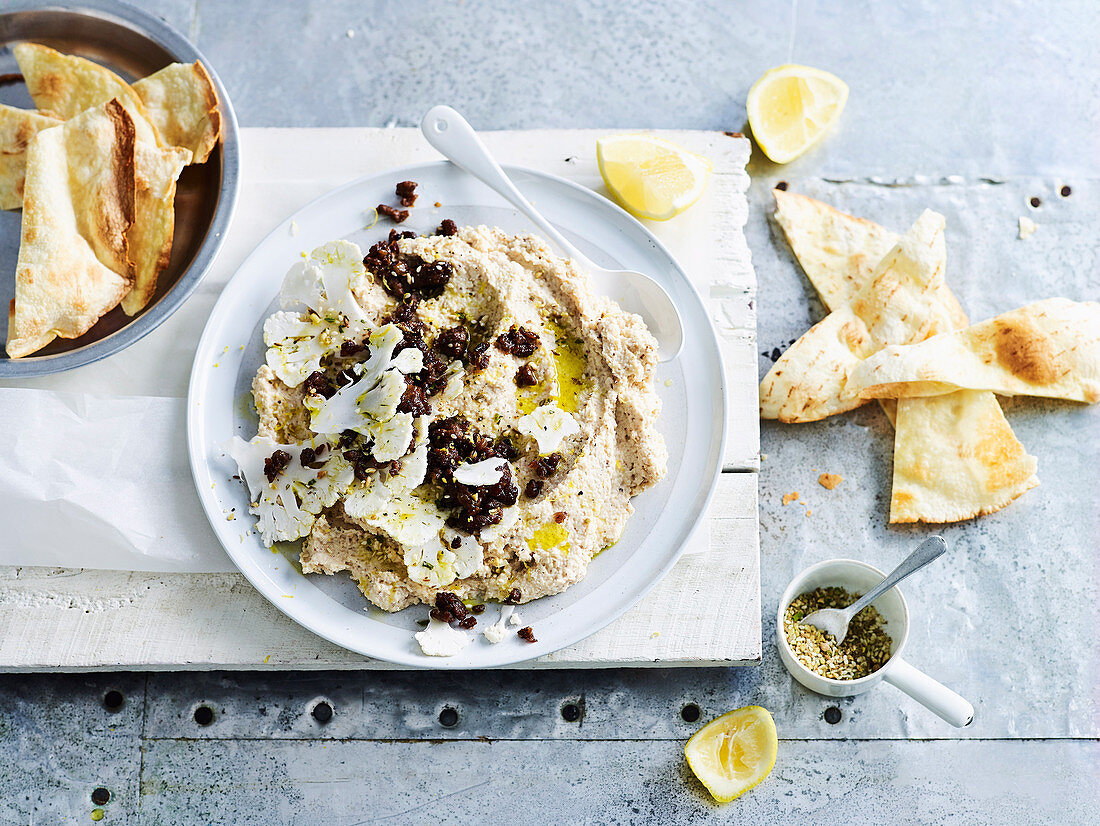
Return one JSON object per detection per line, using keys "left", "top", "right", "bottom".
{"left": 187, "top": 160, "right": 726, "bottom": 668}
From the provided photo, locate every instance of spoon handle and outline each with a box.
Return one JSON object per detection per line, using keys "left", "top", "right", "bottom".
{"left": 847, "top": 536, "right": 947, "bottom": 617}
{"left": 420, "top": 105, "right": 585, "bottom": 263}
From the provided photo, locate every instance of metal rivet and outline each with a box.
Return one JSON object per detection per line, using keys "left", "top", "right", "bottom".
{"left": 561, "top": 702, "right": 582, "bottom": 723}
{"left": 1029, "top": 196, "right": 1042, "bottom": 208}
{"left": 90, "top": 788, "right": 110, "bottom": 805}
{"left": 312, "top": 701, "right": 333, "bottom": 724}
{"left": 102, "top": 691, "right": 124, "bottom": 712}
{"left": 680, "top": 703, "right": 701, "bottom": 723}
{"left": 824, "top": 706, "right": 842, "bottom": 724}
{"left": 438, "top": 706, "right": 459, "bottom": 727}
{"left": 1060, "top": 185, "right": 1072, "bottom": 197}
{"left": 193, "top": 705, "right": 215, "bottom": 726}
{"left": 775, "top": 181, "right": 789, "bottom": 191}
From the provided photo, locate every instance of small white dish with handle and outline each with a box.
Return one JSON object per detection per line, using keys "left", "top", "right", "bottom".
{"left": 777, "top": 558, "right": 974, "bottom": 727}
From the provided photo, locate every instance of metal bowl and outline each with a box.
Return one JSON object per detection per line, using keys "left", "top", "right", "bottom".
{"left": 0, "top": 0, "right": 239, "bottom": 376}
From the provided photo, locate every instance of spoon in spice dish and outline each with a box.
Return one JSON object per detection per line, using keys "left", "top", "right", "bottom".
{"left": 420, "top": 105, "right": 685, "bottom": 362}
{"left": 800, "top": 536, "right": 947, "bottom": 644}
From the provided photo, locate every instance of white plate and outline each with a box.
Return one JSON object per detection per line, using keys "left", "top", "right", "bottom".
{"left": 187, "top": 161, "right": 726, "bottom": 668}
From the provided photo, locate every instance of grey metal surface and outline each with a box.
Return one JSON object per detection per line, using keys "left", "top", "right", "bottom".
{"left": 1, "top": 0, "right": 1098, "bottom": 822}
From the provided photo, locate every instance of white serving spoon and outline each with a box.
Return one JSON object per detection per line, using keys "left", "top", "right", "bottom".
{"left": 801, "top": 536, "right": 947, "bottom": 644}
{"left": 420, "top": 105, "right": 684, "bottom": 362}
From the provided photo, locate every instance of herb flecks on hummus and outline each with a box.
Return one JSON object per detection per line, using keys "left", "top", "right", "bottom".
{"left": 230, "top": 225, "right": 666, "bottom": 612}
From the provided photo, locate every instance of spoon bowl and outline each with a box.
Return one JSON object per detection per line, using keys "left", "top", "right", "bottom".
{"left": 800, "top": 536, "right": 947, "bottom": 645}
{"left": 420, "top": 105, "right": 685, "bottom": 361}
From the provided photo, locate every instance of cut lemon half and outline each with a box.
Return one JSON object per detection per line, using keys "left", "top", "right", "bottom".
{"left": 597, "top": 134, "right": 711, "bottom": 221}
{"left": 747, "top": 64, "right": 849, "bottom": 164}
{"left": 684, "top": 705, "right": 778, "bottom": 803}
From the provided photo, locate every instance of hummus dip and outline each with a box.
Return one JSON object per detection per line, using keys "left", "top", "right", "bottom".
{"left": 231, "top": 222, "right": 666, "bottom": 615}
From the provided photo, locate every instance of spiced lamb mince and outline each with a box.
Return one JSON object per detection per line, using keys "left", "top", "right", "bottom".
{"left": 245, "top": 224, "right": 666, "bottom": 612}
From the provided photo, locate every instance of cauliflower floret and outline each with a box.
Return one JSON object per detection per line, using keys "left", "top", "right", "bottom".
{"left": 280, "top": 239, "right": 371, "bottom": 327}
{"left": 515, "top": 403, "right": 580, "bottom": 454}
{"left": 263, "top": 311, "right": 345, "bottom": 388}
{"left": 306, "top": 324, "right": 419, "bottom": 462}
{"left": 415, "top": 618, "right": 470, "bottom": 656}
{"left": 225, "top": 435, "right": 353, "bottom": 545}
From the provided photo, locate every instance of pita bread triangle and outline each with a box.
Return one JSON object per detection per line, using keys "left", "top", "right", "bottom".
{"left": 847, "top": 298, "right": 1100, "bottom": 404}
{"left": 6, "top": 100, "right": 135, "bottom": 358}
{"left": 768, "top": 191, "right": 1039, "bottom": 522}
{"left": 761, "top": 209, "right": 955, "bottom": 422}
{"left": 0, "top": 104, "right": 63, "bottom": 210}
{"left": 891, "top": 390, "right": 1039, "bottom": 522}
{"left": 134, "top": 61, "right": 222, "bottom": 164}
{"left": 773, "top": 189, "right": 900, "bottom": 311}
{"left": 122, "top": 141, "right": 190, "bottom": 315}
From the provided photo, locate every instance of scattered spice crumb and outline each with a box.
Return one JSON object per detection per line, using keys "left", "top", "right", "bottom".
{"left": 434, "top": 201, "right": 442, "bottom": 208}
{"left": 290, "top": 219, "right": 299, "bottom": 236}
{"left": 1018, "top": 216, "right": 1038, "bottom": 239}
{"left": 818, "top": 473, "right": 843, "bottom": 490}
{"left": 346, "top": 28, "right": 355, "bottom": 38}
{"left": 650, "top": 631, "right": 660, "bottom": 639}
{"left": 782, "top": 491, "right": 800, "bottom": 506}
{"left": 805, "top": 509, "right": 812, "bottom": 517}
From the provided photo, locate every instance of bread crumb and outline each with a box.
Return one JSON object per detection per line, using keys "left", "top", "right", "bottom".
{"left": 782, "top": 491, "right": 800, "bottom": 506}
{"left": 818, "top": 473, "right": 843, "bottom": 490}
{"left": 1018, "top": 216, "right": 1038, "bottom": 239}
{"left": 805, "top": 509, "right": 812, "bottom": 517}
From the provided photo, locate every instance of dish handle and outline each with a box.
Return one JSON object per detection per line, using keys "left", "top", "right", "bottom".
{"left": 883, "top": 657, "right": 974, "bottom": 728}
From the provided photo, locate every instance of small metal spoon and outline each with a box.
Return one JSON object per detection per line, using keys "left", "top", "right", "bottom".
{"left": 419, "top": 105, "right": 685, "bottom": 362}
{"left": 800, "top": 536, "right": 947, "bottom": 644}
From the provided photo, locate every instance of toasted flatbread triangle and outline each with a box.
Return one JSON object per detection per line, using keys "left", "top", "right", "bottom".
{"left": 133, "top": 61, "right": 221, "bottom": 164}
{"left": 0, "top": 104, "right": 63, "bottom": 210}
{"left": 773, "top": 190, "right": 900, "bottom": 311}
{"left": 761, "top": 210, "right": 954, "bottom": 422}
{"left": 13, "top": 43, "right": 163, "bottom": 146}
{"left": 121, "top": 141, "right": 190, "bottom": 315}
{"left": 759, "top": 305, "right": 875, "bottom": 421}
{"left": 890, "top": 390, "right": 1039, "bottom": 523}
{"left": 6, "top": 100, "right": 135, "bottom": 358}
{"left": 847, "top": 298, "right": 1100, "bottom": 403}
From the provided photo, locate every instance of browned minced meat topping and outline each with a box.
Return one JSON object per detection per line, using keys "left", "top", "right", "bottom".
{"left": 427, "top": 416, "right": 519, "bottom": 533}
{"left": 382, "top": 302, "right": 451, "bottom": 399}
{"left": 434, "top": 325, "right": 469, "bottom": 360}
{"left": 517, "top": 626, "right": 537, "bottom": 643}
{"left": 553, "top": 511, "right": 567, "bottom": 524}
{"left": 495, "top": 324, "right": 541, "bottom": 358}
{"left": 300, "top": 444, "right": 328, "bottom": 469}
{"left": 524, "top": 479, "right": 543, "bottom": 499}
{"left": 304, "top": 370, "right": 335, "bottom": 398}
{"left": 504, "top": 587, "right": 522, "bottom": 605}
{"left": 458, "top": 616, "right": 477, "bottom": 629}
{"left": 471, "top": 604, "right": 486, "bottom": 615}
{"left": 430, "top": 591, "right": 469, "bottom": 623}
{"left": 396, "top": 180, "right": 418, "bottom": 207}
{"left": 264, "top": 449, "right": 292, "bottom": 482}
{"left": 364, "top": 229, "right": 453, "bottom": 301}
{"left": 437, "top": 218, "right": 458, "bottom": 236}
{"left": 342, "top": 448, "right": 388, "bottom": 482}
{"left": 376, "top": 203, "right": 409, "bottom": 223}
{"left": 514, "top": 363, "right": 538, "bottom": 387}
{"left": 468, "top": 341, "right": 491, "bottom": 371}
{"left": 535, "top": 452, "right": 562, "bottom": 480}
{"left": 339, "top": 340, "right": 367, "bottom": 358}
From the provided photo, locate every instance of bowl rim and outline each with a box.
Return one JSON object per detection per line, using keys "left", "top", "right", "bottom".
{"left": 0, "top": 0, "right": 240, "bottom": 377}
{"left": 776, "top": 557, "right": 911, "bottom": 690}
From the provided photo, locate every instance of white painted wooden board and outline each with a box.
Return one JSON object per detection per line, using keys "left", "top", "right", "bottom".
{"left": 0, "top": 128, "right": 759, "bottom": 668}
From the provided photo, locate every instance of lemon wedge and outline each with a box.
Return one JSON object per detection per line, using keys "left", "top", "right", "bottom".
{"left": 684, "top": 705, "right": 778, "bottom": 803}
{"left": 597, "top": 134, "right": 711, "bottom": 221}
{"left": 747, "top": 64, "right": 849, "bottom": 164}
